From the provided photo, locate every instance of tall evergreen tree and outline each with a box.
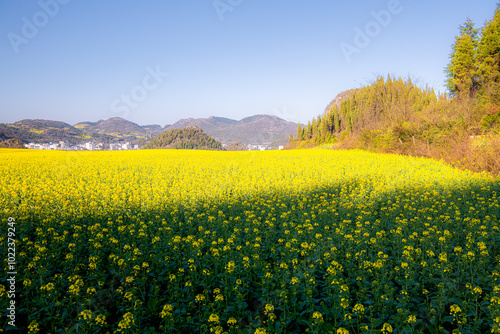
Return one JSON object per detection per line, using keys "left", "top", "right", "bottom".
{"left": 445, "top": 18, "right": 480, "bottom": 97}
{"left": 306, "top": 121, "right": 312, "bottom": 139}
{"left": 321, "top": 113, "right": 332, "bottom": 137}
{"left": 477, "top": 4, "right": 500, "bottom": 103}
{"left": 332, "top": 105, "right": 340, "bottom": 133}
{"left": 297, "top": 123, "right": 304, "bottom": 140}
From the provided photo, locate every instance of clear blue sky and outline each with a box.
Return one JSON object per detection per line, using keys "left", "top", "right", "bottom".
{"left": 0, "top": 1, "right": 498, "bottom": 126}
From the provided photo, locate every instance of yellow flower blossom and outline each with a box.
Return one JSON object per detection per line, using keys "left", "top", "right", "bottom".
{"left": 160, "top": 304, "right": 173, "bottom": 318}
{"left": 381, "top": 323, "right": 393, "bottom": 333}
{"left": 96, "top": 314, "right": 106, "bottom": 325}
{"left": 208, "top": 314, "right": 219, "bottom": 324}
{"left": 28, "top": 321, "right": 40, "bottom": 333}
{"left": 79, "top": 310, "right": 93, "bottom": 321}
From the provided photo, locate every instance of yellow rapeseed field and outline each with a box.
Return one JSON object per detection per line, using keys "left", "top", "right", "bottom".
{"left": 0, "top": 148, "right": 499, "bottom": 333}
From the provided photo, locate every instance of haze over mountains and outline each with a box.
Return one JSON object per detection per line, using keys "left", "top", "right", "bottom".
{"left": 166, "top": 115, "right": 297, "bottom": 146}
{"left": 0, "top": 114, "right": 297, "bottom": 147}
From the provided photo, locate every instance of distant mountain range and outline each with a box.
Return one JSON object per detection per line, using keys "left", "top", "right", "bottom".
{"left": 75, "top": 118, "right": 149, "bottom": 136}
{"left": 0, "top": 119, "right": 88, "bottom": 144}
{"left": 0, "top": 114, "right": 297, "bottom": 147}
{"left": 165, "top": 115, "right": 297, "bottom": 146}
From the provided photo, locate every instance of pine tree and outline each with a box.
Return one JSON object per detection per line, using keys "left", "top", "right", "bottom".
{"left": 297, "top": 123, "right": 304, "bottom": 140}
{"left": 306, "top": 121, "right": 312, "bottom": 139}
{"left": 445, "top": 18, "right": 480, "bottom": 97}
{"left": 321, "top": 113, "right": 331, "bottom": 138}
{"left": 332, "top": 105, "right": 340, "bottom": 133}
{"left": 477, "top": 4, "right": 500, "bottom": 103}
{"left": 311, "top": 118, "right": 317, "bottom": 136}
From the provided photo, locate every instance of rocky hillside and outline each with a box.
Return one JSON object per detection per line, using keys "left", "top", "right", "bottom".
{"left": 323, "top": 90, "right": 355, "bottom": 115}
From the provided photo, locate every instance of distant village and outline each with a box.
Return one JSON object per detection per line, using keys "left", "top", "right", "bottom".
{"left": 24, "top": 141, "right": 284, "bottom": 151}
{"left": 24, "top": 141, "right": 141, "bottom": 151}
{"left": 243, "top": 144, "right": 284, "bottom": 151}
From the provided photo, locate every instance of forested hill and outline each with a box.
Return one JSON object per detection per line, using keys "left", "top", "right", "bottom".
{"left": 289, "top": 4, "right": 500, "bottom": 176}
{"left": 293, "top": 77, "right": 438, "bottom": 143}
{"left": 143, "top": 126, "right": 225, "bottom": 150}
{"left": 290, "top": 74, "right": 499, "bottom": 174}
